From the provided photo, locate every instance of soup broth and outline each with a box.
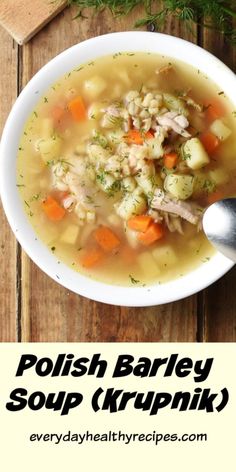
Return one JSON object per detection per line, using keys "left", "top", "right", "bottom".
{"left": 17, "top": 52, "right": 236, "bottom": 286}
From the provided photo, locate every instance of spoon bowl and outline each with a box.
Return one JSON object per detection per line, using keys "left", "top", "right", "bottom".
{"left": 203, "top": 198, "right": 236, "bottom": 262}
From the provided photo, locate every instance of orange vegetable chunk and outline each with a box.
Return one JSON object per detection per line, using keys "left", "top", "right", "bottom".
{"left": 206, "top": 99, "right": 226, "bottom": 122}
{"left": 127, "top": 215, "right": 153, "bottom": 232}
{"left": 81, "top": 248, "right": 104, "bottom": 268}
{"left": 68, "top": 96, "right": 87, "bottom": 121}
{"left": 125, "top": 129, "right": 153, "bottom": 145}
{"left": 94, "top": 226, "right": 120, "bottom": 252}
{"left": 163, "top": 152, "right": 178, "bottom": 169}
{"left": 138, "top": 222, "right": 164, "bottom": 246}
{"left": 42, "top": 196, "right": 66, "bottom": 221}
{"left": 207, "top": 190, "right": 224, "bottom": 205}
{"left": 200, "top": 131, "right": 220, "bottom": 154}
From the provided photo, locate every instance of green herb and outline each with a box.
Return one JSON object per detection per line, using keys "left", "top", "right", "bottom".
{"left": 68, "top": 1, "right": 236, "bottom": 44}
{"left": 92, "top": 131, "right": 109, "bottom": 149}
{"left": 129, "top": 274, "right": 140, "bottom": 284}
{"left": 202, "top": 179, "right": 216, "bottom": 193}
{"left": 51, "top": 246, "right": 56, "bottom": 252}
{"left": 31, "top": 193, "right": 41, "bottom": 201}
{"left": 33, "top": 111, "right": 38, "bottom": 118}
{"left": 16, "top": 184, "right": 25, "bottom": 188}
{"left": 44, "top": 97, "right": 48, "bottom": 103}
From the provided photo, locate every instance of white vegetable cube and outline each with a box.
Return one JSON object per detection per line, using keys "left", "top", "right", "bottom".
{"left": 37, "top": 136, "right": 61, "bottom": 163}
{"left": 116, "top": 191, "right": 146, "bottom": 220}
{"left": 152, "top": 245, "right": 178, "bottom": 268}
{"left": 125, "top": 225, "right": 139, "bottom": 249}
{"left": 97, "top": 173, "right": 116, "bottom": 193}
{"left": 147, "top": 138, "right": 164, "bottom": 159}
{"left": 183, "top": 138, "right": 210, "bottom": 170}
{"left": 83, "top": 76, "right": 107, "bottom": 99}
{"left": 138, "top": 251, "right": 160, "bottom": 277}
{"left": 164, "top": 174, "right": 194, "bottom": 200}
{"left": 41, "top": 118, "right": 54, "bottom": 139}
{"left": 210, "top": 119, "right": 232, "bottom": 141}
{"left": 122, "top": 177, "right": 136, "bottom": 193}
{"left": 209, "top": 168, "right": 229, "bottom": 185}
{"left": 60, "top": 225, "right": 80, "bottom": 244}
{"left": 88, "top": 102, "right": 104, "bottom": 120}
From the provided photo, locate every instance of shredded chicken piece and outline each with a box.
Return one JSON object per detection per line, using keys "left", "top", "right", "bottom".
{"left": 151, "top": 189, "right": 201, "bottom": 225}
{"left": 157, "top": 112, "right": 191, "bottom": 138}
{"left": 182, "top": 96, "right": 203, "bottom": 112}
{"left": 105, "top": 105, "right": 121, "bottom": 117}
{"left": 156, "top": 64, "right": 173, "bottom": 75}
{"left": 164, "top": 213, "right": 184, "bottom": 234}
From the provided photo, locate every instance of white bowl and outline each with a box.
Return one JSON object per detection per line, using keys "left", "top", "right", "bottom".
{"left": 0, "top": 31, "right": 235, "bottom": 306}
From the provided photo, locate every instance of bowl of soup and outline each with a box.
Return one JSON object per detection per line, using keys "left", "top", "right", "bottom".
{"left": 0, "top": 32, "right": 235, "bottom": 306}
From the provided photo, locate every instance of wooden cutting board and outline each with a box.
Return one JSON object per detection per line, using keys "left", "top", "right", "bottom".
{"left": 0, "top": 0, "right": 67, "bottom": 45}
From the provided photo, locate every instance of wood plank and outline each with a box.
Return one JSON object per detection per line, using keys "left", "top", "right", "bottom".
{"left": 19, "top": 6, "right": 198, "bottom": 342}
{"left": 201, "top": 27, "right": 236, "bottom": 341}
{"left": 0, "top": 0, "right": 67, "bottom": 45}
{"left": 0, "top": 29, "right": 18, "bottom": 341}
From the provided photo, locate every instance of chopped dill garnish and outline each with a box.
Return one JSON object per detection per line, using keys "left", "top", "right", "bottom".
{"left": 129, "top": 274, "right": 140, "bottom": 284}
{"left": 44, "top": 97, "right": 48, "bottom": 103}
{"left": 69, "top": 1, "right": 236, "bottom": 45}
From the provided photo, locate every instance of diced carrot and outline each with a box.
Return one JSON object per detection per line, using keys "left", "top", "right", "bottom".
{"left": 120, "top": 245, "right": 136, "bottom": 264}
{"left": 205, "top": 99, "right": 225, "bottom": 122}
{"left": 207, "top": 190, "right": 224, "bottom": 205}
{"left": 163, "top": 152, "right": 178, "bottom": 169}
{"left": 200, "top": 131, "right": 220, "bottom": 154}
{"left": 80, "top": 248, "right": 104, "bottom": 268}
{"left": 127, "top": 215, "right": 153, "bottom": 232}
{"left": 52, "top": 105, "right": 65, "bottom": 123}
{"left": 94, "top": 226, "right": 120, "bottom": 252}
{"left": 42, "top": 196, "right": 66, "bottom": 221}
{"left": 138, "top": 222, "right": 164, "bottom": 246}
{"left": 125, "top": 129, "right": 153, "bottom": 145}
{"left": 68, "top": 96, "right": 87, "bottom": 121}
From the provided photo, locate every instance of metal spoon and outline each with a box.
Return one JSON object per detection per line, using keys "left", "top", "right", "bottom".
{"left": 203, "top": 198, "right": 236, "bottom": 262}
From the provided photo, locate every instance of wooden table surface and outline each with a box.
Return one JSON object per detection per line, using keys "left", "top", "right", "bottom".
{"left": 0, "top": 5, "right": 236, "bottom": 343}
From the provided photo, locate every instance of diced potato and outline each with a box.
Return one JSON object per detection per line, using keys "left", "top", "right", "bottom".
{"left": 41, "top": 118, "right": 54, "bottom": 139}
{"left": 152, "top": 244, "right": 178, "bottom": 268}
{"left": 37, "top": 136, "right": 61, "bottom": 163}
{"left": 183, "top": 138, "right": 210, "bottom": 170}
{"left": 164, "top": 174, "right": 194, "bottom": 200}
{"left": 138, "top": 251, "right": 160, "bottom": 277}
{"left": 117, "top": 69, "right": 131, "bottom": 86}
{"left": 87, "top": 143, "right": 110, "bottom": 165}
{"left": 122, "top": 177, "right": 136, "bottom": 193}
{"left": 96, "top": 172, "right": 116, "bottom": 193}
{"left": 88, "top": 101, "right": 104, "bottom": 120}
{"left": 125, "top": 225, "right": 139, "bottom": 249}
{"left": 83, "top": 76, "right": 107, "bottom": 99}
{"left": 193, "top": 173, "right": 207, "bottom": 195}
{"left": 147, "top": 138, "right": 164, "bottom": 159}
{"left": 208, "top": 168, "right": 229, "bottom": 185}
{"left": 106, "top": 129, "right": 124, "bottom": 145}
{"left": 210, "top": 119, "right": 232, "bottom": 141}
{"left": 60, "top": 225, "right": 80, "bottom": 244}
{"left": 136, "top": 171, "right": 162, "bottom": 197}
{"left": 115, "top": 189, "right": 146, "bottom": 220}
{"left": 163, "top": 93, "right": 188, "bottom": 117}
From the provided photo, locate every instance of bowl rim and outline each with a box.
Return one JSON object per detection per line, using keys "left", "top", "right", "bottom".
{"left": 0, "top": 31, "right": 235, "bottom": 306}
